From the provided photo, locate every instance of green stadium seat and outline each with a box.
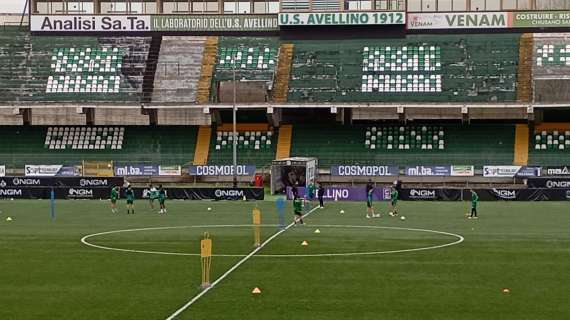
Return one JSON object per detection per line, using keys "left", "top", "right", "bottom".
{"left": 209, "top": 129, "right": 276, "bottom": 167}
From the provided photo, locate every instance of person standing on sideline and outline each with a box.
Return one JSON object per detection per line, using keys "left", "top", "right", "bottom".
{"left": 125, "top": 185, "right": 135, "bottom": 214}
{"left": 317, "top": 183, "right": 325, "bottom": 209}
{"left": 469, "top": 189, "right": 479, "bottom": 219}
{"left": 389, "top": 186, "right": 399, "bottom": 216}
{"left": 148, "top": 184, "right": 158, "bottom": 209}
{"left": 306, "top": 181, "right": 316, "bottom": 209}
{"left": 158, "top": 185, "right": 167, "bottom": 214}
{"left": 110, "top": 185, "right": 120, "bottom": 213}
{"left": 366, "top": 180, "right": 379, "bottom": 218}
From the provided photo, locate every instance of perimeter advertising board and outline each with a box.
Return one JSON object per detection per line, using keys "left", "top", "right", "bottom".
{"left": 408, "top": 11, "right": 570, "bottom": 30}
{"left": 279, "top": 12, "right": 405, "bottom": 26}
{"left": 31, "top": 15, "right": 279, "bottom": 32}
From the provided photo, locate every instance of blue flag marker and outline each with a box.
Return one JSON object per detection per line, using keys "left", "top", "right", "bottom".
{"left": 275, "top": 197, "right": 286, "bottom": 230}
{"left": 50, "top": 188, "right": 56, "bottom": 220}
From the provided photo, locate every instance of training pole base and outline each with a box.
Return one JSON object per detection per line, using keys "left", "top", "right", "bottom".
{"left": 201, "top": 283, "right": 212, "bottom": 289}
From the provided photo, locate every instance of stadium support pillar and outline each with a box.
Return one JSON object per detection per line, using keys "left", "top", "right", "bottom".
{"left": 275, "top": 125, "right": 292, "bottom": 160}
{"left": 156, "top": 0, "right": 163, "bottom": 13}
{"left": 194, "top": 126, "right": 212, "bottom": 165}
{"left": 93, "top": 0, "right": 101, "bottom": 14}
{"left": 514, "top": 124, "right": 529, "bottom": 165}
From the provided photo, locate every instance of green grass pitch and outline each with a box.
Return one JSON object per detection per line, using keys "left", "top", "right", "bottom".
{"left": 1, "top": 199, "right": 569, "bottom": 319}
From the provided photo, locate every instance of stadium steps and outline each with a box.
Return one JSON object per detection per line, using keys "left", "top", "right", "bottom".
{"left": 272, "top": 44, "right": 294, "bottom": 103}
{"left": 276, "top": 124, "right": 293, "bottom": 159}
{"left": 193, "top": 125, "right": 212, "bottom": 165}
{"left": 517, "top": 34, "right": 534, "bottom": 102}
{"left": 150, "top": 36, "right": 206, "bottom": 103}
{"left": 196, "top": 36, "right": 219, "bottom": 104}
{"left": 514, "top": 124, "right": 530, "bottom": 165}
{"left": 141, "top": 36, "right": 162, "bottom": 103}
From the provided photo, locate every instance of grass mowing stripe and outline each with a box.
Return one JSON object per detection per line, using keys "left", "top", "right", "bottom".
{"left": 165, "top": 205, "right": 320, "bottom": 320}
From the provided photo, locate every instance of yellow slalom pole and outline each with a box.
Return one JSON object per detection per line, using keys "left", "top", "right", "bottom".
{"left": 253, "top": 208, "right": 261, "bottom": 247}
{"left": 200, "top": 232, "right": 212, "bottom": 289}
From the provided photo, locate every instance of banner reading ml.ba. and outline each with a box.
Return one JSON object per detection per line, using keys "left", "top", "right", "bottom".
{"left": 279, "top": 12, "right": 405, "bottom": 26}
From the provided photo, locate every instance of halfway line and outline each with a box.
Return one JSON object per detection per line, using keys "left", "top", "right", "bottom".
{"left": 165, "top": 205, "right": 320, "bottom": 320}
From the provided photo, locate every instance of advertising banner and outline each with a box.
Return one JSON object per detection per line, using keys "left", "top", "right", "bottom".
{"left": 31, "top": 14, "right": 278, "bottom": 32}
{"left": 0, "top": 186, "right": 263, "bottom": 200}
{"left": 543, "top": 166, "right": 570, "bottom": 176}
{"left": 158, "top": 165, "right": 182, "bottom": 176}
{"left": 279, "top": 12, "right": 405, "bottom": 26}
{"left": 515, "top": 166, "right": 542, "bottom": 177}
{"left": 31, "top": 15, "right": 151, "bottom": 32}
{"left": 451, "top": 165, "right": 475, "bottom": 177}
{"left": 286, "top": 186, "right": 390, "bottom": 201}
{"left": 408, "top": 12, "right": 508, "bottom": 30}
{"left": 0, "top": 165, "right": 5, "bottom": 177}
{"left": 25, "top": 165, "right": 79, "bottom": 177}
{"left": 483, "top": 166, "right": 541, "bottom": 177}
{"left": 188, "top": 165, "right": 256, "bottom": 176}
{"left": 512, "top": 11, "right": 570, "bottom": 28}
{"left": 152, "top": 15, "right": 278, "bottom": 31}
{"left": 526, "top": 178, "right": 570, "bottom": 188}
{"left": 114, "top": 164, "right": 159, "bottom": 176}
{"left": 405, "top": 165, "right": 451, "bottom": 176}
{"left": 408, "top": 11, "right": 570, "bottom": 30}
{"left": 0, "top": 176, "right": 124, "bottom": 188}
{"left": 330, "top": 165, "right": 399, "bottom": 176}
{"left": 483, "top": 165, "right": 520, "bottom": 177}
{"left": 400, "top": 188, "right": 462, "bottom": 201}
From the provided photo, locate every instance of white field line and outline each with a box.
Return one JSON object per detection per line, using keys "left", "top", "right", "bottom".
{"left": 80, "top": 224, "right": 281, "bottom": 258}
{"left": 164, "top": 206, "right": 320, "bottom": 320}
{"left": 81, "top": 225, "right": 464, "bottom": 258}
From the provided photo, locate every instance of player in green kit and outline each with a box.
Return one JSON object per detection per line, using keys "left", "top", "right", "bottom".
{"left": 469, "top": 189, "right": 478, "bottom": 219}
{"left": 125, "top": 185, "right": 135, "bottom": 214}
{"left": 389, "top": 186, "right": 399, "bottom": 216}
{"left": 110, "top": 186, "right": 120, "bottom": 213}
{"left": 148, "top": 184, "right": 158, "bottom": 209}
{"left": 293, "top": 195, "right": 304, "bottom": 224}
{"left": 158, "top": 185, "right": 167, "bottom": 214}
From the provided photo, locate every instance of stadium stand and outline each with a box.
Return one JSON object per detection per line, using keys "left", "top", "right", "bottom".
{"left": 208, "top": 124, "right": 276, "bottom": 168}
{"left": 288, "top": 34, "right": 519, "bottom": 103}
{"left": 0, "top": 126, "right": 197, "bottom": 167}
{"left": 528, "top": 123, "right": 570, "bottom": 165}
{"left": 0, "top": 28, "right": 150, "bottom": 103}
{"left": 290, "top": 123, "right": 515, "bottom": 167}
{"left": 151, "top": 36, "right": 206, "bottom": 103}
{"left": 532, "top": 33, "right": 570, "bottom": 103}
{"left": 211, "top": 37, "right": 279, "bottom": 102}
